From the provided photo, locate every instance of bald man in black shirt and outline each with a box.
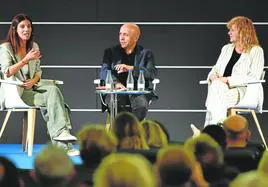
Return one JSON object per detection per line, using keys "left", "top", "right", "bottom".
{"left": 100, "top": 23, "right": 157, "bottom": 120}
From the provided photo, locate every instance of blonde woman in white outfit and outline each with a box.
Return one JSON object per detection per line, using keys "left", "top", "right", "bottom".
{"left": 204, "top": 16, "right": 264, "bottom": 126}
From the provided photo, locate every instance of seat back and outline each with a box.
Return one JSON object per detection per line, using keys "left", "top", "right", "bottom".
{"left": 117, "top": 148, "right": 159, "bottom": 163}
{"left": 224, "top": 147, "right": 262, "bottom": 172}
{"left": 233, "top": 71, "right": 265, "bottom": 112}
{"left": 3, "top": 83, "right": 31, "bottom": 109}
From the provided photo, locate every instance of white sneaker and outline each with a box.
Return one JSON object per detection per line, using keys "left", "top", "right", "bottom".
{"left": 67, "top": 149, "right": 80, "bottom": 157}
{"left": 190, "top": 124, "right": 201, "bottom": 137}
{"left": 53, "top": 130, "right": 77, "bottom": 141}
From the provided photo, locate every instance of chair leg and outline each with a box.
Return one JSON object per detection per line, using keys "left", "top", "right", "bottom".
{"left": 0, "top": 110, "right": 12, "bottom": 138}
{"left": 22, "top": 111, "right": 28, "bottom": 152}
{"left": 251, "top": 110, "right": 268, "bottom": 149}
{"left": 26, "top": 109, "right": 36, "bottom": 156}
{"left": 229, "top": 108, "right": 237, "bottom": 116}
{"left": 105, "top": 113, "right": 111, "bottom": 131}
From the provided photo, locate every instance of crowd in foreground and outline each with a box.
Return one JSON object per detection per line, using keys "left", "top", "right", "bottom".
{"left": 0, "top": 112, "right": 267, "bottom": 187}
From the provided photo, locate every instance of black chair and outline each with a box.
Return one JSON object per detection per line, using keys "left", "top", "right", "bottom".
{"left": 117, "top": 148, "right": 159, "bottom": 163}
{"left": 224, "top": 145, "right": 264, "bottom": 172}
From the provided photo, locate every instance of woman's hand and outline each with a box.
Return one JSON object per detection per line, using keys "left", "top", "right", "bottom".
{"left": 209, "top": 73, "right": 229, "bottom": 84}
{"left": 218, "top": 76, "right": 229, "bottom": 84}
{"left": 209, "top": 73, "right": 219, "bottom": 82}
{"left": 22, "top": 48, "right": 41, "bottom": 64}
{"left": 22, "top": 78, "right": 36, "bottom": 89}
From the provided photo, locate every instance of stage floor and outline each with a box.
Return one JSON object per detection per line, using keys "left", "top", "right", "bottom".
{"left": 0, "top": 144, "right": 82, "bottom": 169}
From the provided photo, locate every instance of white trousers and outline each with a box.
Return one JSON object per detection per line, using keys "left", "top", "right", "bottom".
{"left": 205, "top": 80, "right": 239, "bottom": 126}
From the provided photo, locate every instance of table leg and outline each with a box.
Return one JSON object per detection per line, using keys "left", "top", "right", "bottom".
{"left": 109, "top": 93, "right": 118, "bottom": 129}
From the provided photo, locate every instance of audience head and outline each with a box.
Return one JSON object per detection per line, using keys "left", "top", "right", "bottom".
{"left": 141, "top": 120, "right": 168, "bottom": 148}
{"left": 231, "top": 171, "right": 268, "bottom": 187}
{"left": 33, "top": 145, "right": 75, "bottom": 186}
{"left": 119, "top": 23, "right": 140, "bottom": 52}
{"left": 77, "top": 124, "right": 118, "bottom": 168}
{"left": 201, "top": 124, "right": 227, "bottom": 150}
{"left": 185, "top": 134, "right": 224, "bottom": 165}
{"left": 0, "top": 156, "right": 22, "bottom": 187}
{"left": 7, "top": 13, "right": 34, "bottom": 53}
{"left": 94, "top": 153, "right": 156, "bottom": 187}
{"left": 258, "top": 150, "right": 268, "bottom": 174}
{"left": 223, "top": 114, "right": 251, "bottom": 148}
{"left": 227, "top": 16, "right": 259, "bottom": 52}
{"left": 184, "top": 134, "right": 224, "bottom": 182}
{"left": 152, "top": 120, "right": 170, "bottom": 141}
{"left": 156, "top": 145, "right": 195, "bottom": 186}
{"left": 112, "top": 112, "right": 148, "bottom": 149}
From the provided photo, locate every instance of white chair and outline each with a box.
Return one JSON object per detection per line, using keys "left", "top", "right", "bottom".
{"left": 0, "top": 78, "right": 63, "bottom": 156}
{"left": 228, "top": 72, "right": 267, "bottom": 148}
{"left": 200, "top": 71, "right": 267, "bottom": 148}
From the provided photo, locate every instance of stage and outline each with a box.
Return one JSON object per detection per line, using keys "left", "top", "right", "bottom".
{"left": 0, "top": 144, "right": 82, "bottom": 169}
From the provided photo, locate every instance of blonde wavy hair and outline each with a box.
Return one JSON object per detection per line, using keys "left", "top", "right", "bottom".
{"left": 141, "top": 120, "right": 168, "bottom": 148}
{"left": 94, "top": 153, "right": 157, "bottom": 187}
{"left": 227, "top": 16, "right": 259, "bottom": 52}
{"left": 156, "top": 145, "right": 196, "bottom": 186}
{"left": 77, "top": 125, "right": 118, "bottom": 167}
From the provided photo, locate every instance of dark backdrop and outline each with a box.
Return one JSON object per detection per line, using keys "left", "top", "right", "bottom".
{"left": 0, "top": 0, "right": 267, "bottom": 144}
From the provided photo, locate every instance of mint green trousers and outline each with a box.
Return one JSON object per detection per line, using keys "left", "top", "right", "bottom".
{"left": 21, "top": 84, "right": 72, "bottom": 140}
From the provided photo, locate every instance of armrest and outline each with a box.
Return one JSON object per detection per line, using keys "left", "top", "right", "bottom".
{"left": 199, "top": 80, "right": 209, "bottom": 84}
{"left": 152, "top": 78, "right": 160, "bottom": 91}
{"left": 152, "top": 78, "right": 160, "bottom": 84}
{"left": 0, "top": 79, "right": 23, "bottom": 86}
{"left": 94, "top": 79, "right": 101, "bottom": 85}
{"left": 38, "top": 79, "right": 64, "bottom": 85}
{"left": 199, "top": 80, "right": 265, "bottom": 85}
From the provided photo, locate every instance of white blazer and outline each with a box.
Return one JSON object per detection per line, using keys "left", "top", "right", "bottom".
{"left": 207, "top": 43, "right": 264, "bottom": 108}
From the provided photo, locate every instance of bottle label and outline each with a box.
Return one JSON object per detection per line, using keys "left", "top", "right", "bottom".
{"left": 127, "top": 84, "right": 134, "bottom": 90}
{"left": 138, "top": 84, "right": 145, "bottom": 91}
{"left": 106, "top": 83, "right": 112, "bottom": 90}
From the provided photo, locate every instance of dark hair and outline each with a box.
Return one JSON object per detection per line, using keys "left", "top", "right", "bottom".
{"left": 159, "top": 164, "right": 192, "bottom": 186}
{"left": 0, "top": 156, "right": 21, "bottom": 187}
{"left": 202, "top": 124, "right": 227, "bottom": 150}
{"left": 6, "top": 13, "right": 34, "bottom": 54}
{"left": 112, "top": 112, "right": 148, "bottom": 149}
{"left": 112, "top": 112, "right": 140, "bottom": 140}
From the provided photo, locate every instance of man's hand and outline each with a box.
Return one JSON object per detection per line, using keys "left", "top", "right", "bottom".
{"left": 114, "top": 64, "right": 133, "bottom": 73}
{"left": 115, "top": 82, "right": 126, "bottom": 89}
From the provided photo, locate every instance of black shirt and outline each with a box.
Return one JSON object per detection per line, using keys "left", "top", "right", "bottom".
{"left": 223, "top": 49, "right": 241, "bottom": 77}
{"left": 114, "top": 47, "right": 136, "bottom": 86}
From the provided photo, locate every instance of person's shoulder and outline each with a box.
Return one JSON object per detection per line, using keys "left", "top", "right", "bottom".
{"left": 104, "top": 44, "right": 120, "bottom": 51}
{"left": 221, "top": 43, "right": 234, "bottom": 51}
{"left": 137, "top": 45, "right": 153, "bottom": 54}
{"left": 250, "top": 45, "right": 263, "bottom": 54}
{"left": 0, "top": 42, "right": 12, "bottom": 50}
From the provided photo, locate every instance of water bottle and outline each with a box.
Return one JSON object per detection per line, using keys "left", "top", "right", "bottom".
{"left": 137, "top": 69, "right": 145, "bottom": 91}
{"left": 126, "top": 70, "right": 134, "bottom": 91}
{"left": 105, "top": 70, "right": 113, "bottom": 90}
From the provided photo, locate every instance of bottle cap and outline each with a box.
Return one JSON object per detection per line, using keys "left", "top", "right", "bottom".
{"left": 139, "top": 69, "right": 145, "bottom": 73}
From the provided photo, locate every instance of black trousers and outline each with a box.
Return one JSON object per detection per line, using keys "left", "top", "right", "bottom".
{"left": 117, "top": 94, "right": 149, "bottom": 121}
